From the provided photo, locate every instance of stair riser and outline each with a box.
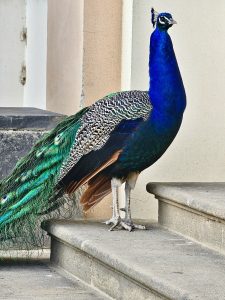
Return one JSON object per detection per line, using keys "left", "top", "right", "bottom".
{"left": 158, "top": 198, "right": 225, "bottom": 254}
{"left": 50, "top": 237, "right": 167, "bottom": 300}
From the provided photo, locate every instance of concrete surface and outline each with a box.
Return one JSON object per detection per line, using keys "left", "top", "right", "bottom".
{"left": 0, "top": 107, "right": 64, "bottom": 130}
{"left": 147, "top": 183, "right": 225, "bottom": 254}
{"left": 44, "top": 220, "right": 225, "bottom": 300}
{"left": 0, "top": 249, "right": 50, "bottom": 259}
{"left": 147, "top": 183, "right": 225, "bottom": 220}
{"left": 0, "top": 130, "right": 44, "bottom": 180}
{"left": 0, "top": 107, "right": 65, "bottom": 179}
{"left": 0, "top": 258, "right": 108, "bottom": 300}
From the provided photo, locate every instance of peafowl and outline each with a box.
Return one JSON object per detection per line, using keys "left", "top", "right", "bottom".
{"left": 0, "top": 9, "right": 186, "bottom": 247}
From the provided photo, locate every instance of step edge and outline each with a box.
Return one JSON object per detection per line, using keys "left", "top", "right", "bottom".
{"left": 147, "top": 182, "right": 225, "bottom": 221}
{"left": 158, "top": 196, "right": 225, "bottom": 225}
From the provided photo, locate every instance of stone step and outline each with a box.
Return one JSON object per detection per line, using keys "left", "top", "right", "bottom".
{"left": 0, "top": 107, "right": 64, "bottom": 130}
{"left": 43, "top": 220, "right": 225, "bottom": 300}
{"left": 0, "top": 107, "right": 65, "bottom": 180}
{"left": 0, "top": 256, "right": 108, "bottom": 300}
{"left": 147, "top": 182, "right": 225, "bottom": 254}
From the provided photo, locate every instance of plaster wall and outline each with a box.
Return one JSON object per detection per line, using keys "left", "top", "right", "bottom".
{"left": 0, "top": 0, "right": 25, "bottom": 107}
{"left": 83, "top": 0, "right": 122, "bottom": 106}
{"left": 46, "top": 0, "right": 84, "bottom": 115}
{"left": 2, "top": 0, "right": 222, "bottom": 223}
{"left": 129, "top": 0, "right": 225, "bottom": 220}
{"left": 24, "top": 0, "right": 48, "bottom": 109}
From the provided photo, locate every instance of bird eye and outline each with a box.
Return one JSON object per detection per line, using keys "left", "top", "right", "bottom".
{"left": 159, "top": 16, "right": 166, "bottom": 24}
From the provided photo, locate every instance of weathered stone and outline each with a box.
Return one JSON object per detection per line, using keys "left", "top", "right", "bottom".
{"left": 0, "top": 130, "right": 44, "bottom": 179}
{"left": 0, "top": 108, "right": 65, "bottom": 180}
{"left": 43, "top": 220, "right": 225, "bottom": 300}
{"left": 0, "top": 107, "right": 64, "bottom": 130}
{"left": 0, "top": 108, "right": 66, "bottom": 248}
{"left": 0, "top": 257, "right": 107, "bottom": 299}
{"left": 0, "top": 108, "right": 65, "bottom": 179}
{"left": 147, "top": 182, "right": 225, "bottom": 254}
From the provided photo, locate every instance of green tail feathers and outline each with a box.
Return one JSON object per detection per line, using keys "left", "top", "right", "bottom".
{"left": 0, "top": 107, "right": 88, "bottom": 249}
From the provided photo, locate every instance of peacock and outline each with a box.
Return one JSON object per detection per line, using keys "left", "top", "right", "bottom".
{"left": 0, "top": 9, "right": 186, "bottom": 247}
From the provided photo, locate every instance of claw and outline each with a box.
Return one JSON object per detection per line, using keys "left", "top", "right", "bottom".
{"left": 109, "top": 222, "right": 120, "bottom": 231}
{"left": 121, "top": 220, "right": 146, "bottom": 231}
{"left": 104, "top": 217, "right": 146, "bottom": 232}
{"left": 104, "top": 216, "right": 121, "bottom": 229}
{"left": 121, "top": 221, "right": 133, "bottom": 232}
{"left": 133, "top": 223, "right": 146, "bottom": 230}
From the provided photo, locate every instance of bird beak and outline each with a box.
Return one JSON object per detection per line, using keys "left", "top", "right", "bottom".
{"left": 169, "top": 19, "right": 177, "bottom": 25}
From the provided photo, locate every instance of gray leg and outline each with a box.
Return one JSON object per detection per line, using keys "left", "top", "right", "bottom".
{"left": 104, "top": 178, "right": 122, "bottom": 231}
{"left": 124, "top": 182, "right": 132, "bottom": 221}
{"left": 104, "top": 175, "right": 146, "bottom": 231}
{"left": 125, "top": 182, "right": 131, "bottom": 221}
{"left": 121, "top": 172, "right": 146, "bottom": 231}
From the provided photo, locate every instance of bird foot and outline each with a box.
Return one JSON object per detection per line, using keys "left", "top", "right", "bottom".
{"left": 104, "top": 217, "right": 146, "bottom": 232}
{"left": 121, "top": 220, "right": 146, "bottom": 231}
{"left": 103, "top": 216, "right": 121, "bottom": 231}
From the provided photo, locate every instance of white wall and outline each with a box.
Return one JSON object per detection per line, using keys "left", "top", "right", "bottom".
{"left": 24, "top": 0, "right": 48, "bottom": 109}
{"left": 0, "top": 0, "right": 26, "bottom": 107}
{"left": 121, "top": 0, "right": 133, "bottom": 90}
{"left": 0, "top": 0, "right": 47, "bottom": 109}
{"left": 127, "top": 0, "right": 225, "bottom": 220}
{"left": 2, "top": 0, "right": 225, "bottom": 221}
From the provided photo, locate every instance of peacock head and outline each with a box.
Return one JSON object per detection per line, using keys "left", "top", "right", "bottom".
{"left": 151, "top": 8, "right": 177, "bottom": 31}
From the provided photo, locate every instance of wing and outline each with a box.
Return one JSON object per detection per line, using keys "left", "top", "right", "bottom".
{"left": 61, "top": 117, "right": 147, "bottom": 211}
{"left": 58, "top": 90, "right": 151, "bottom": 184}
{"left": 59, "top": 91, "right": 152, "bottom": 209}
{"left": 61, "top": 117, "right": 145, "bottom": 189}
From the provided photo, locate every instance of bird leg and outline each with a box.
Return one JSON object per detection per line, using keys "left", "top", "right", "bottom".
{"left": 104, "top": 174, "right": 146, "bottom": 231}
{"left": 121, "top": 172, "right": 146, "bottom": 231}
{"left": 104, "top": 178, "right": 122, "bottom": 231}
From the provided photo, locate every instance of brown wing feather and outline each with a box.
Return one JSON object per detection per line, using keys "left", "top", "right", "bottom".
{"left": 65, "top": 150, "right": 122, "bottom": 210}
{"left": 81, "top": 175, "right": 112, "bottom": 211}
{"left": 65, "top": 150, "right": 121, "bottom": 194}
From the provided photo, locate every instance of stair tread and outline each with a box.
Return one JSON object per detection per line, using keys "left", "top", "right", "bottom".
{"left": 0, "top": 257, "right": 106, "bottom": 300}
{"left": 44, "top": 220, "right": 225, "bottom": 300}
{"left": 147, "top": 182, "right": 225, "bottom": 220}
{"left": 0, "top": 107, "right": 65, "bottom": 130}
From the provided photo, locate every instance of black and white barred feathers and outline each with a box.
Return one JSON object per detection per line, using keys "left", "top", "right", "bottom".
{"left": 58, "top": 91, "right": 152, "bottom": 181}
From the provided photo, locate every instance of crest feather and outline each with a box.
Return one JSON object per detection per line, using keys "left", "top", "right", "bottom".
{"left": 151, "top": 8, "right": 159, "bottom": 27}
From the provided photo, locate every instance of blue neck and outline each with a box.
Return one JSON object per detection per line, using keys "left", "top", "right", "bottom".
{"left": 149, "top": 28, "right": 186, "bottom": 118}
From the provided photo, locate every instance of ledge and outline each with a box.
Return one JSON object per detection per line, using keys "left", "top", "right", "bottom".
{"left": 43, "top": 220, "right": 225, "bottom": 300}
{"left": 147, "top": 182, "right": 225, "bottom": 221}
{"left": 0, "top": 107, "right": 65, "bottom": 130}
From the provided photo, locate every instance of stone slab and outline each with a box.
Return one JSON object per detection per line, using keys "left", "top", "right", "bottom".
{"left": 0, "top": 258, "right": 107, "bottom": 300}
{"left": 0, "top": 107, "right": 65, "bottom": 130}
{"left": 158, "top": 199, "right": 225, "bottom": 255}
{"left": 43, "top": 220, "right": 225, "bottom": 300}
{"left": 0, "top": 130, "right": 44, "bottom": 179}
{"left": 147, "top": 182, "right": 225, "bottom": 254}
{"left": 147, "top": 182, "right": 225, "bottom": 220}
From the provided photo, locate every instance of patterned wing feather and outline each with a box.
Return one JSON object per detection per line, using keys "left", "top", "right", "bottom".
{"left": 59, "top": 91, "right": 151, "bottom": 182}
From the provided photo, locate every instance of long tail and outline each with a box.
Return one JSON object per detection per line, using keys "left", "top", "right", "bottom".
{"left": 0, "top": 107, "right": 88, "bottom": 249}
